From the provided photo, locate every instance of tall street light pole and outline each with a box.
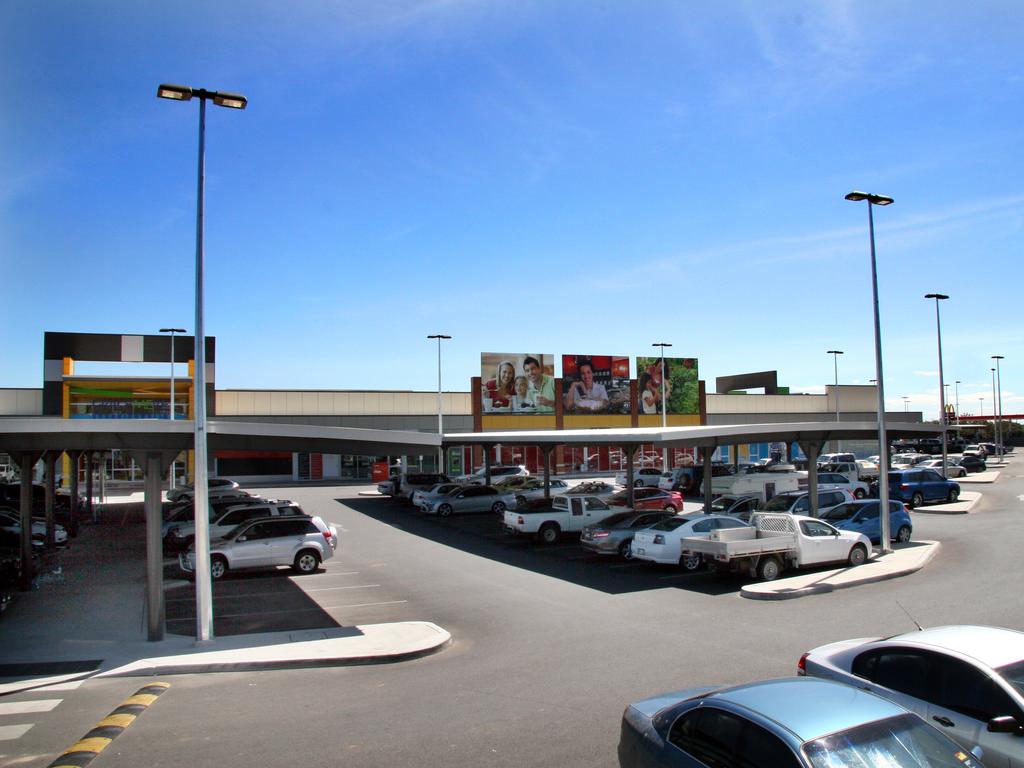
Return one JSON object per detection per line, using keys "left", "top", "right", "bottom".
{"left": 992, "top": 355, "right": 1005, "bottom": 456}
{"left": 827, "top": 350, "right": 843, "bottom": 451}
{"left": 159, "top": 327, "right": 186, "bottom": 488}
{"left": 925, "top": 294, "right": 949, "bottom": 477}
{"left": 955, "top": 380, "right": 961, "bottom": 427}
{"left": 158, "top": 83, "right": 246, "bottom": 644}
{"left": 652, "top": 342, "right": 672, "bottom": 471}
{"left": 846, "top": 190, "right": 894, "bottom": 552}
{"left": 903, "top": 397, "right": 910, "bottom": 413}
{"left": 991, "top": 368, "right": 998, "bottom": 445}
{"left": 427, "top": 334, "right": 451, "bottom": 472}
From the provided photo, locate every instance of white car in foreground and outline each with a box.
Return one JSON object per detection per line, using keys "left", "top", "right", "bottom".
{"left": 630, "top": 514, "right": 751, "bottom": 571}
{"left": 799, "top": 624, "right": 1024, "bottom": 767}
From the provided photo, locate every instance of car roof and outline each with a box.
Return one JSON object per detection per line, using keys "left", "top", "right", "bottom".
{"left": 884, "top": 625, "right": 1024, "bottom": 669}
{"left": 703, "top": 678, "right": 905, "bottom": 742}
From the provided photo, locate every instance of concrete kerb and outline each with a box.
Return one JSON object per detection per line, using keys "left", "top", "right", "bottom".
{"left": 741, "top": 541, "right": 941, "bottom": 601}
{"left": 911, "top": 490, "right": 982, "bottom": 515}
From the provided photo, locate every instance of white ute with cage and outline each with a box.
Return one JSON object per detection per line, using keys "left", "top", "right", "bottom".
{"left": 679, "top": 512, "right": 872, "bottom": 581}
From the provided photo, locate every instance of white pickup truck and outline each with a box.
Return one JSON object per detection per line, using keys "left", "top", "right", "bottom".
{"left": 678, "top": 512, "right": 872, "bottom": 581}
{"left": 503, "top": 495, "right": 613, "bottom": 544}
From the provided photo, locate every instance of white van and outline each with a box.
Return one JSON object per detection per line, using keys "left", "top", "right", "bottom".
{"left": 710, "top": 466, "right": 806, "bottom": 503}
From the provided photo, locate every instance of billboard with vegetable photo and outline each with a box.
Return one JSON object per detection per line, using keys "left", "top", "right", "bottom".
{"left": 480, "top": 353, "right": 556, "bottom": 414}
{"left": 635, "top": 357, "right": 699, "bottom": 415}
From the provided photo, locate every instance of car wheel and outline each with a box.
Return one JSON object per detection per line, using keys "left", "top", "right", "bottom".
{"left": 293, "top": 549, "right": 320, "bottom": 574}
{"left": 896, "top": 525, "right": 912, "bottom": 543}
{"left": 663, "top": 504, "right": 677, "bottom": 513}
{"left": 758, "top": 556, "right": 781, "bottom": 581}
{"left": 948, "top": 488, "right": 959, "bottom": 503}
{"left": 680, "top": 552, "right": 702, "bottom": 572}
{"left": 437, "top": 503, "right": 453, "bottom": 518}
{"left": 634, "top": 479, "right": 645, "bottom": 488}
{"left": 854, "top": 488, "right": 866, "bottom": 499}
{"left": 910, "top": 492, "right": 924, "bottom": 508}
{"left": 210, "top": 555, "right": 228, "bottom": 580}
{"left": 619, "top": 539, "right": 633, "bottom": 560}
{"left": 492, "top": 501, "right": 506, "bottom": 514}
{"left": 848, "top": 544, "right": 868, "bottom": 567}
{"left": 515, "top": 495, "right": 527, "bottom": 506}
{"left": 538, "top": 523, "right": 560, "bottom": 544}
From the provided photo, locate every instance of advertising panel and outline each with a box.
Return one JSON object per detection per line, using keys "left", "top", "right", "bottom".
{"left": 561, "top": 355, "right": 631, "bottom": 415}
{"left": 480, "top": 353, "right": 556, "bottom": 414}
{"left": 635, "top": 357, "right": 699, "bottom": 415}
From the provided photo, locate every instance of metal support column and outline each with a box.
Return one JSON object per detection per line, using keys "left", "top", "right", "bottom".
{"left": 17, "top": 453, "right": 41, "bottom": 591}
{"left": 800, "top": 442, "right": 821, "bottom": 517}
{"left": 542, "top": 447, "right": 552, "bottom": 499}
{"left": 43, "top": 452, "right": 58, "bottom": 549}
{"left": 68, "top": 450, "right": 82, "bottom": 537}
{"left": 624, "top": 445, "right": 635, "bottom": 509}
{"left": 701, "top": 447, "right": 714, "bottom": 513}
{"left": 483, "top": 449, "right": 492, "bottom": 486}
{"left": 85, "top": 453, "right": 95, "bottom": 523}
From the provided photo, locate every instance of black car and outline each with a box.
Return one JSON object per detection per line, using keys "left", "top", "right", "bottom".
{"left": 955, "top": 454, "right": 987, "bottom": 473}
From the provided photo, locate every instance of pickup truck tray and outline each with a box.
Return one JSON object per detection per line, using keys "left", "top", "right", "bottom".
{"left": 680, "top": 533, "right": 797, "bottom": 559}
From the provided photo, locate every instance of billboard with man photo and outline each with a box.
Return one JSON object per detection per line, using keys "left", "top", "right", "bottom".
{"left": 635, "top": 356, "right": 699, "bottom": 415}
{"left": 480, "top": 353, "right": 555, "bottom": 414}
{"left": 561, "top": 355, "right": 630, "bottom": 415}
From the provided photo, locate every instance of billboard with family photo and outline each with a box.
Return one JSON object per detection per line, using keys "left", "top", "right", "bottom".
{"left": 635, "top": 356, "right": 699, "bottom": 415}
{"left": 561, "top": 355, "right": 631, "bottom": 415}
{"left": 480, "top": 353, "right": 556, "bottom": 414}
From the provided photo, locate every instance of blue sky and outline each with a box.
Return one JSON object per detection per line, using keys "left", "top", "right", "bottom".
{"left": 2, "top": 1, "right": 1021, "bottom": 419}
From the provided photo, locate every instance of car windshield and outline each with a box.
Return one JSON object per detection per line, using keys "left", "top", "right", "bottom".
{"left": 803, "top": 713, "right": 982, "bottom": 768}
{"left": 762, "top": 495, "right": 799, "bottom": 511}
{"left": 820, "top": 503, "right": 860, "bottom": 522}
{"left": 649, "top": 516, "right": 691, "bottom": 531}
{"left": 995, "top": 659, "right": 1024, "bottom": 698}
{"left": 710, "top": 497, "right": 740, "bottom": 512}
{"left": 595, "top": 512, "right": 633, "bottom": 527}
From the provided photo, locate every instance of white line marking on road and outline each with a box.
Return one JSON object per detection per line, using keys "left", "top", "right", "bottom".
{"left": 323, "top": 600, "right": 408, "bottom": 609}
{"left": 0, "top": 700, "right": 61, "bottom": 715}
{"left": 0, "top": 724, "right": 33, "bottom": 740}
{"left": 37, "top": 680, "right": 83, "bottom": 692}
{"left": 304, "top": 584, "right": 381, "bottom": 592}
{"left": 657, "top": 573, "right": 694, "bottom": 580}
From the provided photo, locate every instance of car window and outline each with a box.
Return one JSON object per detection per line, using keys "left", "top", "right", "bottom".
{"left": 738, "top": 719, "right": 801, "bottom": 768}
{"left": 859, "top": 505, "right": 880, "bottom": 521}
{"left": 934, "top": 655, "right": 1023, "bottom": 722}
{"left": 716, "top": 518, "right": 747, "bottom": 530}
{"left": 691, "top": 520, "right": 714, "bottom": 534}
{"left": 800, "top": 520, "right": 836, "bottom": 537}
{"left": 871, "top": 650, "right": 931, "bottom": 700}
{"left": 584, "top": 498, "right": 609, "bottom": 511}
{"left": 242, "top": 522, "right": 275, "bottom": 541}
{"left": 793, "top": 498, "right": 809, "bottom": 513}
{"left": 668, "top": 707, "right": 743, "bottom": 768}
{"left": 820, "top": 503, "right": 856, "bottom": 522}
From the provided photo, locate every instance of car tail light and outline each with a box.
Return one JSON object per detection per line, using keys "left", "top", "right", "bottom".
{"left": 901, "top": 484, "right": 910, "bottom": 490}
{"left": 322, "top": 529, "right": 333, "bottom": 543}
{"left": 797, "top": 652, "right": 808, "bottom": 675}
{"left": 653, "top": 535, "right": 665, "bottom": 545}
{"left": 904, "top": 504, "right": 912, "bottom": 513}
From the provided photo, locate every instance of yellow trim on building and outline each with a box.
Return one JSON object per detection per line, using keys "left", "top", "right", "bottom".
{"left": 637, "top": 414, "right": 701, "bottom": 427}
{"left": 562, "top": 415, "right": 633, "bottom": 429}
{"left": 481, "top": 415, "right": 557, "bottom": 429}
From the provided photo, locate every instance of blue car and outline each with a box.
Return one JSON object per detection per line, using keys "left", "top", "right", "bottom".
{"left": 820, "top": 499, "right": 913, "bottom": 544}
{"left": 887, "top": 469, "right": 960, "bottom": 508}
{"left": 618, "top": 677, "right": 984, "bottom": 767}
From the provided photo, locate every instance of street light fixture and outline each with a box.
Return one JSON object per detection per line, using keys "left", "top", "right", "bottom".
{"left": 827, "top": 350, "right": 843, "bottom": 450}
{"left": 993, "top": 355, "right": 1005, "bottom": 456}
{"left": 925, "top": 293, "right": 949, "bottom": 476}
{"left": 652, "top": 342, "right": 672, "bottom": 471}
{"left": 158, "top": 82, "right": 246, "bottom": 644}
{"left": 846, "top": 190, "right": 894, "bottom": 551}
{"left": 159, "top": 327, "right": 186, "bottom": 488}
{"left": 427, "top": 334, "right": 451, "bottom": 471}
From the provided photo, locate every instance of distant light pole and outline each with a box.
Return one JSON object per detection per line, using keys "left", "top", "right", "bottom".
{"left": 827, "top": 350, "right": 843, "bottom": 451}
{"left": 955, "top": 380, "right": 961, "bottom": 426}
{"left": 427, "top": 334, "right": 451, "bottom": 471}
{"left": 991, "top": 368, "right": 998, "bottom": 444}
{"left": 652, "top": 342, "right": 672, "bottom": 471}
{"left": 925, "top": 293, "right": 949, "bottom": 476}
{"left": 846, "top": 190, "right": 894, "bottom": 552}
{"left": 159, "top": 327, "right": 186, "bottom": 488}
{"left": 903, "top": 396, "right": 910, "bottom": 413}
{"left": 993, "top": 355, "right": 1005, "bottom": 455}
{"left": 158, "top": 82, "right": 246, "bottom": 644}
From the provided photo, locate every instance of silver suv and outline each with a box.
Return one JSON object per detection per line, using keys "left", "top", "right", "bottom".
{"left": 165, "top": 501, "right": 305, "bottom": 551}
{"left": 179, "top": 515, "right": 337, "bottom": 580}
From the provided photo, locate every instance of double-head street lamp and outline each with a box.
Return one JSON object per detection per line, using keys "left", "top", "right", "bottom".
{"left": 652, "top": 342, "right": 672, "bottom": 471}
{"left": 427, "top": 334, "right": 451, "bottom": 470}
{"left": 925, "top": 293, "right": 949, "bottom": 477}
{"left": 827, "top": 350, "right": 843, "bottom": 450}
{"left": 845, "top": 190, "right": 894, "bottom": 552}
{"left": 159, "top": 327, "right": 186, "bottom": 489}
{"left": 158, "top": 83, "right": 246, "bottom": 643}
{"left": 992, "top": 355, "right": 1005, "bottom": 455}
{"left": 903, "top": 397, "right": 910, "bottom": 412}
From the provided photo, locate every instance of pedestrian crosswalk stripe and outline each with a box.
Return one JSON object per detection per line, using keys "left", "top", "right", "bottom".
{"left": 0, "top": 724, "right": 34, "bottom": 740}
{"left": 0, "top": 699, "right": 61, "bottom": 715}
{"left": 39, "top": 681, "right": 84, "bottom": 692}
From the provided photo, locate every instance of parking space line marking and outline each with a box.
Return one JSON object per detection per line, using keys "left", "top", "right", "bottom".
{"left": 304, "top": 584, "right": 380, "bottom": 592}
{"left": 0, "top": 724, "right": 33, "bottom": 740}
{"left": 323, "top": 600, "right": 408, "bottom": 609}
{"left": 0, "top": 699, "right": 61, "bottom": 715}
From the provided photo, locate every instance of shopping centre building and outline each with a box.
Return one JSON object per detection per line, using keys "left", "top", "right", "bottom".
{"left": 0, "top": 332, "right": 909, "bottom": 484}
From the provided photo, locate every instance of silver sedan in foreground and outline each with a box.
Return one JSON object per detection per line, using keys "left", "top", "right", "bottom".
{"left": 420, "top": 485, "right": 517, "bottom": 517}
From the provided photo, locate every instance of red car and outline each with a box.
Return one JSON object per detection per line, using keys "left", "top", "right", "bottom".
{"left": 608, "top": 487, "right": 683, "bottom": 512}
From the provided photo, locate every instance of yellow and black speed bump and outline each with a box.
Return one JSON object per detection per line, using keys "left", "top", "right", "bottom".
{"left": 48, "top": 682, "right": 170, "bottom": 768}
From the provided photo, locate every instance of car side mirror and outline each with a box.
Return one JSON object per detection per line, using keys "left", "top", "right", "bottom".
{"left": 237, "top": 535, "right": 247, "bottom": 541}
{"left": 987, "top": 716, "right": 1024, "bottom": 735}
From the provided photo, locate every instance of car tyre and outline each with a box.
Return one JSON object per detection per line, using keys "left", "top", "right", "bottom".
{"left": 896, "top": 525, "right": 912, "bottom": 543}
{"left": 293, "top": 549, "right": 320, "bottom": 574}
{"left": 492, "top": 501, "right": 506, "bottom": 514}
{"left": 619, "top": 539, "right": 633, "bottom": 560}
{"left": 848, "top": 544, "right": 868, "bottom": 567}
{"left": 437, "top": 503, "right": 453, "bottom": 518}
{"left": 758, "top": 556, "right": 781, "bottom": 581}
{"left": 910, "top": 492, "right": 924, "bottom": 508}
{"left": 634, "top": 479, "right": 645, "bottom": 488}
{"left": 680, "top": 552, "right": 702, "bottom": 572}
{"left": 854, "top": 488, "right": 866, "bottom": 499}
{"left": 538, "top": 523, "right": 560, "bottom": 545}
{"left": 515, "top": 495, "right": 527, "bottom": 506}
{"left": 210, "top": 555, "right": 228, "bottom": 580}
{"left": 663, "top": 504, "right": 677, "bottom": 513}
{"left": 947, "top": 488, "right": 959, "bottom": 503}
